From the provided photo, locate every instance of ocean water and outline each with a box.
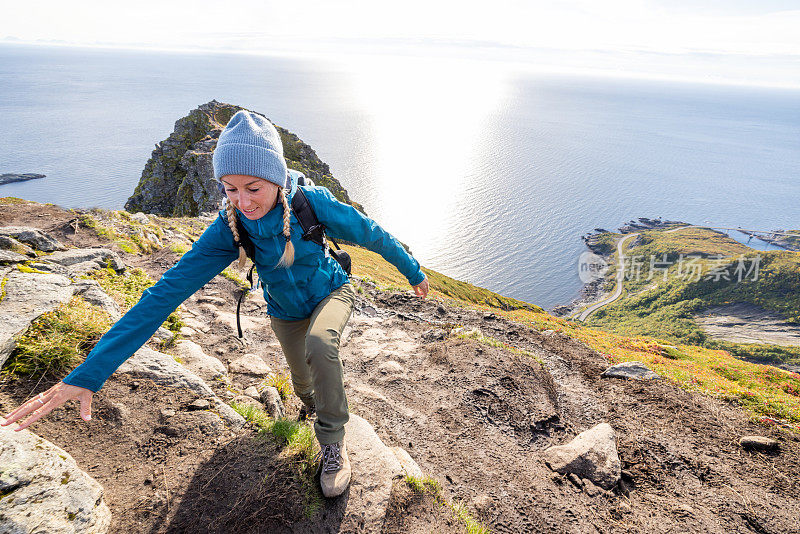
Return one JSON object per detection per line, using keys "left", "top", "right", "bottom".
{"left": 1, "top": 43, "right": 799, "bottom": 310}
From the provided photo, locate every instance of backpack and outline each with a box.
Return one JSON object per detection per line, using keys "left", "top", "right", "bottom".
{"left": 231, "top": 171, "right": 352, "bottom": 337}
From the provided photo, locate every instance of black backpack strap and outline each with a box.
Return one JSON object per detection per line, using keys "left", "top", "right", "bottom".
{"left": 236, "top": 264, "right": 256, "bottom": 338}
{"left": 234, "top": 215, "right": 256, "bottom": 260}
{"left": 291, "top": 187, "right": 326, "bottom": 247}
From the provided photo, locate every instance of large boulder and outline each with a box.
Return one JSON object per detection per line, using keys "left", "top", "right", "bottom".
{"left": 543, "top": 422, "right": 622, "bottom": 490}
{"left": 0, "top": 425, "right": 111, "bottom": 533}
{"left": 43, "top": 248, "right": 125, "bottom": 274}
{"left": 0, "top": 227, "right": 64, "bottom": 252}
{"left": 0, "top": 270, "right": 74, "bottom": 368}
{"left": 174, "top": 340, "right": 227, "bottom": 382}
{"left": 601, "top": 361, "right": 660, "bottom": 380}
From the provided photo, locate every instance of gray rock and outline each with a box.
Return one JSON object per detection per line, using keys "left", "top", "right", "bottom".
{"left": 0, "top": 270, "right": 74, "bottom": 368}
{"left": 243, "top": 385, "right": 260, "bottom": 399}
{"left": 196, "top": 295, "right": 227, "bottom": 306}
{"left": 389, "top": 446, "right": 423, "bottom": 479}
{"left": 378, "top": 360, "right": 403, "bottom": 375}
{"left": 117, "top": 347, "right": 214, "bottom": 396}
{"left": 543, "top": 422, "right": 622, "bottom": 490}
{"left": 151, "top": 326, "right": 174, "bottom": 342}
{"left": 0, "top": 226, "right": 64, "bottom": 252}
{"left": 0, "top": 250, "right": 28, "bottom": 263}
{"left": 130, "top": 212, "right": 150, "bottom": 224}
{"left": 188, "top": 398, "right": 212, "bottom": 410}
{"left": 336, "top": 414, "right": 404, "bottom": 532}
{"left": 179, "top": 326, "right": 196, "bottom": 337}
{"left": 230, "top": 353, "right": 272, "bottom": 376}
{"left": 0, "top": 173, "right": 45, "bottom": 185}
{"left": 601, "top": 361, "right": 660, "bottom": 380}
{"left": 739, "top": 435, "right": 779, "bottom": 451}
{"left": 259, "top": 386, "right": 285, "bottom": 418}
{"left": 72, "top": 279, "right": 122, "bottom": 320}
{"left": 26, "top": 261, "right": 68, "bottom": 275}
{"left": 116, "top": 347, "right": 244, "bottom": 428}
{"left": 174, "top": 340, "right": 227, "bottom": 381}
{"left": 0, "top": 236, "right": 36, "bottom": 256}
{"left": 0, "top": 425, "right": 111, "bottom": 533}
{"left": 44, "top": 247, "right": 125, "bottom": 272}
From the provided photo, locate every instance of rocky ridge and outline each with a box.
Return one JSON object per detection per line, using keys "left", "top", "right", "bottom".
{"left": 124, "top": 100, "right": 364, "bottom": 217}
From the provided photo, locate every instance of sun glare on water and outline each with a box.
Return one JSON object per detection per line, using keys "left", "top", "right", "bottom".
{"left": 346, "top": 55, "right": 512, "bottom": 262}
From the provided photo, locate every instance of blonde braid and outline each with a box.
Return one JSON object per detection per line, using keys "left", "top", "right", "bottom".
{"left": 276, "top": 187, "right": 294, "bottom": 268}
{"left": 224, "top": 198, "right": 248, "bottom": 269}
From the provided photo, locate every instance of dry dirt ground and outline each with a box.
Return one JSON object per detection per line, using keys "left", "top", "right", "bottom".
{"left": 2, "top": 203, "right": 800, "bottom": 533}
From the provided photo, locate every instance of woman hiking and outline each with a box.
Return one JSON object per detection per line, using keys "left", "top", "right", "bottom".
{"left": 1, "top": 110, "right": 429, "bottom": 498}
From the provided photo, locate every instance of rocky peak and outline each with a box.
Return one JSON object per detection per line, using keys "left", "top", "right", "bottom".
{"left": 125, "top": 100, "right": 364, "bottom": 217}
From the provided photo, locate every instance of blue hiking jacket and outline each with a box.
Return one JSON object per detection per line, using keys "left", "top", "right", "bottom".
{"left": 62, "top": 171, "right": 425, "bottom": 392}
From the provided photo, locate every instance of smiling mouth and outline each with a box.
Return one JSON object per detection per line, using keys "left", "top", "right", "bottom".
{"left": 242, "top": 207, "right": 259, "bottom": 214}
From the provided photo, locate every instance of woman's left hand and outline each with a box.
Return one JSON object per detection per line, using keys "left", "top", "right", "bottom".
{"left": 412, "top": 277, "right": 429, "bottom": 298}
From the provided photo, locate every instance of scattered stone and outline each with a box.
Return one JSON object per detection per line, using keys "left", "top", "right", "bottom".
{"left": 160, "top": 408, "right": 176, "bottom": 421}
{"left": 0, "top": 425, "right": 111, "bottom": 533}
{"left": 0, "top": 270, "right": 74, "bottom": 368}
{"left": 471, "top": 494, "right": 494, "bottom": 514}
{"left": 422, "top": 328, "right": 446, "bottom": 342}
{"left": 197, "top": 295, "right": 227, "bottom": 306}
{"left": 0, "top": 226, "right": 64, "bottom": 252}
{"left": 191, "top": 410, "right": 225, "bottom": 435}
{"left": 188, "top": 398, "right": 211, "bottom": 410}
{"left": 230, "top": 353, "right": 272, "bottom": 376}
{"left": 567, "top": 473, "right": 584, "bottom": 488}
{"left": 179, "top": 326, "right": 196, "bottom": 337}
{"left": 212, "top": 311, "right": 267, "bottom": 333}
{"left": 130, "top": 212, "right": 150, "bottom": 224}
{"left": 118, "top": 347, "right": 214, "bottom": 396}
{"left": 73, "top": 279, "right": 122, "bottom": 320}
{"left": 483, "top": 312, "right": 497, "bottom": 320}
{"left": 583, "top": 479, "right": 601, "bottom": 497}
{"left": 243, "top": 385, "right": 260, "bottom": 399}
{"left": 232, "top": 394, "right": 262, "bottom": 411}
{"left": 436, "top": 305, "right": 447, "bottom": 315}
{"left": 739, "top": 435, "right": 779, "bottom": 451}
{"left": 174, "top": 340, "right": 227, "bottom": 381}
{"left": 619, "top": 502, "right": 632, "bottom": 514}
{"left": 43, "top": 247, "right": 125, "bottom": 272}
{"left": 259, "top": 386, "right": 285, "bottom": 418}
{"left": 182, "top": 316, "right": 210, "bottom": 333}
{"left": 390, "top": 446, "right": 423, "bottom": 479}
{"left": 543, "top": 422, "right": 622, "bottom": 490}
{"left": 601, "top": 361, "right": 660, "bottom": 381}
{"left": 151, "top": 326, "right": 174, "bottom": 343}
{"left": 378, "top": 360, "right": 404, "bottom": 375}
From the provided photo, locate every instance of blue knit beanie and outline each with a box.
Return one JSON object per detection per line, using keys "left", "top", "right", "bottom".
{"left": 213, "top": 110, "right": 289, "bottom": 188}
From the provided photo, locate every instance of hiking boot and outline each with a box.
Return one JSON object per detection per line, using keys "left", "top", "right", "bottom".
{"left": 316, "top": 441, "right": 351, "bottom": 498}
{"left": 298, "top": 403, "right": 316, "bottom": 422}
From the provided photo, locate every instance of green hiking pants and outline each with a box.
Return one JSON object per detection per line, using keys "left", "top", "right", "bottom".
{"left": 269, "top": 282, "right": 356, "bottom": 445}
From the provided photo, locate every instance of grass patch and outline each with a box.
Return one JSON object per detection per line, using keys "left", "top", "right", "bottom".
{"left": 231, "top": 402, "right": 323, "bottom": 517}
{"left": 86, "top": 266, "right": 183, "bottom": 332}
{"left": 405, "top": 475, "right": 489, "bottom": 534}
{"left": 342, "top": 244, "right": 539, "bottom": 312}
{"left": 263, "top": 372, "right": 293, "bottom": 400}
{"left": 1, "top": 297, "right": 112, "bottom": 378}
{"left": 221, "top": 266, "right": 250, "bottom": 289}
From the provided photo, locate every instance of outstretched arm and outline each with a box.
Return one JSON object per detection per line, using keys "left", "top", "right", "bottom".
{"left": 304, "top": 187, "right": 427, "bottom": 288}
{"left": 2, "top": 214, "right": 238, "bottom": 431}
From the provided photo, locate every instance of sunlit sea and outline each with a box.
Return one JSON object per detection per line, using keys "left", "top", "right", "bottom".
{"left": 1, "top": 43, "right": 799, "bottom": 310}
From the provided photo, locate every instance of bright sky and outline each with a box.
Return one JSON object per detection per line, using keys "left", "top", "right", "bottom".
{"left": 3, "top": 0, "right": 800, "bottom": 87}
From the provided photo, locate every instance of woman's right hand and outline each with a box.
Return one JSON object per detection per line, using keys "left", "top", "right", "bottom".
{"left": 1, "top": 381, "right": 93, "bottom": 431}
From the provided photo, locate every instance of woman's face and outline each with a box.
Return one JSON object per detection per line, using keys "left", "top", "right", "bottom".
{"left": 221, "top": 174, "right": 280, "bottom": 220}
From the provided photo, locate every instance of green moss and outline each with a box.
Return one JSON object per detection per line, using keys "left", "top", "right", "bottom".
{"left": 16, "top": 263, "right": 48, "bottom": 275}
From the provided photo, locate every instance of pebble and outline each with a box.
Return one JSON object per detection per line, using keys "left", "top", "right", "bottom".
{"left": 739, "top": 435, "right": 779, "bottom": 451}
{"left": 188, "top": 399, "right": 211, "bottom": 410}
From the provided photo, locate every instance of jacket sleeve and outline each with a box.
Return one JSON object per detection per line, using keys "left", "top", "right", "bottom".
{"left": 61, "top": 214, "right": 239, "bottom": 392}
{"left": 304, "top": 187, "right": 426, "bottom": 286}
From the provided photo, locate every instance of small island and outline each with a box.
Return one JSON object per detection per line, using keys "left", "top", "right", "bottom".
{"left": 0, "top": 173, "right": 45, "bottom": 186}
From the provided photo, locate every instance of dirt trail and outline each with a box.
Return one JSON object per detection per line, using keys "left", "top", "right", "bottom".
{"left": 2, "top": 202, "right": 800, "bottom": 533}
